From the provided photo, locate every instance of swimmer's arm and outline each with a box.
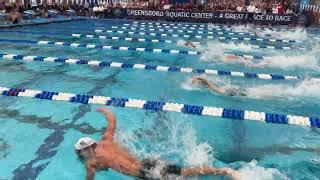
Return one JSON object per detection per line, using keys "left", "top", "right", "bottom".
{"left": 86, "top": 160, "right": 96, "bottom": 180}
{"left": 96, "top": 107, "right": 116, "bottom": 140}
{"left": 206, "top": 82, "right": 226, "bottom": 94}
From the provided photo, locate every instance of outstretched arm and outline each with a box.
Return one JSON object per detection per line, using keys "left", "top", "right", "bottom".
{"left": 86, "top": 160, "right": 96, "bottom": 180}
{"left": 96, "top": 107, "right": 116, "bottom": 140}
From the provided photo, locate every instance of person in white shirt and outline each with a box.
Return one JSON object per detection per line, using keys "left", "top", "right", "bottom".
{"left": 286, "top": 8, "right": 293, "bottom": 14}
{"left": 247, "top": 3, "right": 256, "bottom": 13}
{"left": 247, "top": 3, "right": 255, "bottom": 21}
{"left": 272, "top": 4, "right": 278, "bottom": 14}
{"left": 236, "top": 5, "right": 243, "bottom": 12}
{"left": 255, "top": 5, "right": 261, "bottom": 13}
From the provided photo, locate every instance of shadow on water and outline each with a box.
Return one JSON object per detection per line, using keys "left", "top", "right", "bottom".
{"left": 12, "top": 130, "right": 65, "bottom": 180}
{"left": 0, "top": 138, "right": 10, "bottom": 159}
{"left": 0, "top": 63, "right": 123, "bottom": 179}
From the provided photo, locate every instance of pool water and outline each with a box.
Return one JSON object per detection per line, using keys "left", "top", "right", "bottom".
{"left": 0, "top": 19, "right": 320, "bottom": 180}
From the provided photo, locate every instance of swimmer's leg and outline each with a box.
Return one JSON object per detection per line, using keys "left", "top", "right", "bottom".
{"left": 181, "top": 166, "right": 240, "bottom": 180}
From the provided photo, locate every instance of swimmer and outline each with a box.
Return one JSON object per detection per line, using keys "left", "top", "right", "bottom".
{"left": 185, "top": 41, "right": 197, "bottom": 48}
{"left": 224, "top": 53, "right": 252, "bottom": 65}
{"left": 75, "top": 107, "right": 240, "bottom": 180}
{"left": 191, "top": 76, "right": 247, "bottom": 96}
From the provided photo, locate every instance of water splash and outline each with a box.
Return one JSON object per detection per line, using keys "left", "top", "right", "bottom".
{"left": 239, "top": 160, "right": 289, "bottom": 180}
{"left": 258, "top": 28, "right": 307, "bottom": 40}
{"left": 247, "top": 54, "right": 320, "bottom": 70}
{"left": 246, "top": 78, "right": 320, "bottom": 100}
{"left": 200, "top": 41, "right": 253, "bottom": 63}
{"left": 116, "top": 114, "right": 214, "bottom": 167}
{"left": 231, "top": 24, "right": 253, "bottom": 33}
{"left": 176, "top": 39, "right": 187, "bottom": 47}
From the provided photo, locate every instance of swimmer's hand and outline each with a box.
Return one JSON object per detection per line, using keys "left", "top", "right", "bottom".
{"left": 221, "top": 168, "right": 241, "bottom": 180}
{"left": 96, "top": 107, "right": 111, "bottom": 113}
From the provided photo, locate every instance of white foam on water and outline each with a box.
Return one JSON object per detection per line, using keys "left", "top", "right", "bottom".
{"left": 259, "top": 28, "right": 307, "bottom": 40}
{"left": 200, "top": 41, "right": 253, "bottom": 63}
{"left": 246, "top": 78, "right": 320, "bottom": 100}
{"left": 247, "top": 53, "right": 320, "bottom": 70}
{"left": 231, "top": 24, "right": 253, "bottom": 32}
{"left": 239, "top": 160, "right": 289, "bottom": 180}
{"left": 176, "top": 39, "right": 186, "bottom": 47}
{"left": 116, "top": 116, "right": 214, "bottom": 167}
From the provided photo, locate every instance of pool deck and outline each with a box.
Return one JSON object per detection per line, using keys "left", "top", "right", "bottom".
{"left": 0, "top": 16, "right": 86, "bottom": 29}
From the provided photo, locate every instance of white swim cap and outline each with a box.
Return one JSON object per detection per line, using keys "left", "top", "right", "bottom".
{"left": 74, "top": 137, "right": 97, "bottom": 151}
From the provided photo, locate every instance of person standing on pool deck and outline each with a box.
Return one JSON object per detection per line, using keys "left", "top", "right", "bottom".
{"left": 75, "top": 107, "right": 240, "bottom": 180}
{"left": 191, "top": 76, "right": 247, "bottom": 96}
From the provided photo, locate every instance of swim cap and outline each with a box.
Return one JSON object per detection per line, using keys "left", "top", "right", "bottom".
{"left": 74, "top": 137, "right": 97, "bottom": 151}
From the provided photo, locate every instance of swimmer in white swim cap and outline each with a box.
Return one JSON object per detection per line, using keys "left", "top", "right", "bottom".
{"left": 75, "top": 107, "right": 240, "bottom": 180}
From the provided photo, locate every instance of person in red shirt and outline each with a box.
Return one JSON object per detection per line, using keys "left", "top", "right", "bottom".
{"left": 277, "top": 3, "right": 285, "bottom": 15}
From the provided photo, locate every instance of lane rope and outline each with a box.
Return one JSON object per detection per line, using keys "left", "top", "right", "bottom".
{"left": 1, "top": 86, "right": 319, "bottom": 128}
{"left": 0, "top": 52, "right": 299, "bottom": 81}
{"left": 0, "top": 38, "right": 201, "bottom": 55}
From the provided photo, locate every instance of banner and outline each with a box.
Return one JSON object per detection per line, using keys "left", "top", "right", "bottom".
{"left": 108, "top": 8, "right": 298, "bottom": 25}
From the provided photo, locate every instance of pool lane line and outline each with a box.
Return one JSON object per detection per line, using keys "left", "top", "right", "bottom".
{"left": 110, "top": 25, "right": 256, "bottom": 36}
{"left": 131, "top": 22, "right": 294, "bottom": 32}
{"left": 0, "top": 29, "right": 299, "bottom": 46}
{"left": 0, "top": 53, "right": 299, "bottom": 81}
{"left": 126, "top": 25, "right": 255, "bottom": 36}
{"left": 114, "top": 25, "right": 232, "bottom": 33}
{"left": 1, "top": 86, "right": 319, "bottom": 128}
{"left": 94, "top": 29, "right": 220, "bottom": 39}
{"left": 107, "top": 26, "right": 301, "bottom": 43}
{"left": 218, "top": 36, "right": 302, "bottom": 43}
{"left": 0, "top": 30, "right": 201, "bottom": 45}
{"left": 129, "top": 22, "right": 233, "bottom": 31}
{"left": 0, "top": 38, "right": 200, "bottom": 55}
{"left": 0, "top": 38, "right": 283, "bottom": 57}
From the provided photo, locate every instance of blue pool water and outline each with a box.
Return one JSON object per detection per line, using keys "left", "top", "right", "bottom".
{"left": 0, "top": 19, "right": 320, "bottom": 180}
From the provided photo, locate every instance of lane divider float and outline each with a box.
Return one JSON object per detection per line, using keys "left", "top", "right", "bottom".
{"left": 0, "top": 53, "right": 299, "bottom": 81}
{"left": 0, "top": 38, "right": 201, "bottom": 55}
{"left": 1, "top": 86, "right": 319, "bottom": 128}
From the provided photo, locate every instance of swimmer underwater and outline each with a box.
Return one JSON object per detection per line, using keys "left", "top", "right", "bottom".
{"left": 75, "top": 107, "right": 240, "bottom": 180}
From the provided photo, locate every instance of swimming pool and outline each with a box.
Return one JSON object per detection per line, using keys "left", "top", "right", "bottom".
{"left": 0, "top": 19, "right": 320, "bottom": 180}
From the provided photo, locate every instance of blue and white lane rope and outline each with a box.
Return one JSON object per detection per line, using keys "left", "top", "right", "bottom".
{"left": 1, "top": 86, "right": 319, "bottom": 128}
{"left": 0, "top": 29, "right": 200, "bottom": 45}
{"left": 0, "top": 53, "right": 299, "bottom": 81}
{"left": 71, "top": 33, "right": 200, "bottom": 45}
{"left": 113, "top": 25, "right": 223, "bottom": 31}
{"left": 219, "top": 36, "right": 302, "bottom": 43}
{"left": 131, "top": 22, "right": 294, "bottom": 32}
{"left": 0, "top": 38, "right": 297, "bottom": 54}
{"left": 95, "top": 29, "right": 218, "bottom": 39}
{"left": 129, "top": 22, "right": 232, "bottom": 31}
{"left": 107, "top": 27, "right": 301, "bottom": 44}
{"left": 0, "top": 38, "right": 200, "bottom": 55}
{"left": 110, "top": 26, "right": 256, "bottom": 36}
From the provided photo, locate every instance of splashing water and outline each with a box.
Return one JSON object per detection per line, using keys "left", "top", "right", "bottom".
{"left": 231, "top": 24, "right": 253, "bottom": 33}
{"left": 246, "top": 78, "right": 320, "bottom": 100}
{"left": 239, "top": 160, "right": 289, "bottom": 180}
{"left": 116, "top": 114, "right": 215, "bottom": 167}
{"left": 248, "top": 54, "right": 320, "bottom": 70}
{"left": 200, "top": 41, "right": 254, "bottom": 62}
{"left": 259, "top": 28, "right": 307, "bottom": 40}
{"left": 115, "top": 112, "right": 290, "bottom": 180}
{"left": 176, "top": 39, "right": 187, "bottom": 47}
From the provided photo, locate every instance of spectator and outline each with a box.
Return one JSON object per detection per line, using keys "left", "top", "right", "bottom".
{"left": 255, "top": 5, "right": 261, "bottom": 14}
{"left": 277, "top": 3, "right": 285, "bottom": 15}
{"left": 236, "top": 4, "right": 243, "bottom": 12}
{"left": 247, "top": 2, "right": 255, "bottom": 20}
{"left": 286, "top": 7, "right": 293, "bottom": 14}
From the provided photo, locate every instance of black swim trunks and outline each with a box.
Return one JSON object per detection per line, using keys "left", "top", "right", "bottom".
{"left": 138, "top": 159, "right": 182, "bottom": 180}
